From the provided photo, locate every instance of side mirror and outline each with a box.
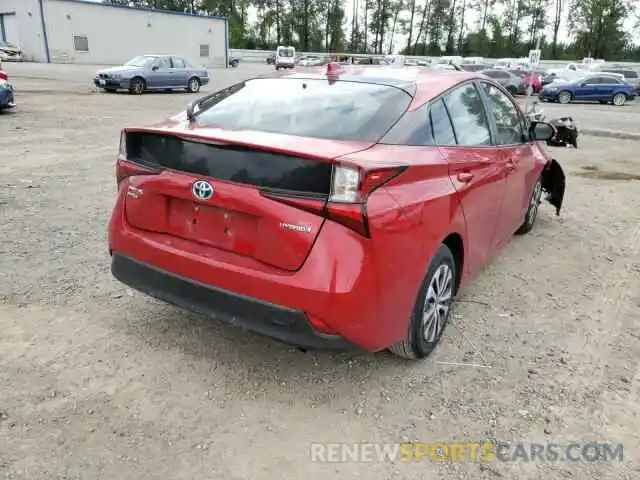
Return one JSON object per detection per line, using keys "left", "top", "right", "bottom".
{"left": 530, "top": 121, "right": 555, "bottom": 142}
{"left": 151, "top": 65, "right": 159, "bottom": 71}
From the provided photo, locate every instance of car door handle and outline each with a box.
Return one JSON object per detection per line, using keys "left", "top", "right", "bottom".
{"left": 457, "top": 172, "right": 474, "bottom": 183}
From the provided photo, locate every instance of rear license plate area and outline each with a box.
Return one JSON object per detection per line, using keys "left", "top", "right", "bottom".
{"left": 168, "top": 198, "right": 257, "bottom": 256}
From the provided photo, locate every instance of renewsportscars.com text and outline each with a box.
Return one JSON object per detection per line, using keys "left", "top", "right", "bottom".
{"left": 310, "top": 442, "right": 624, "bottom": 463}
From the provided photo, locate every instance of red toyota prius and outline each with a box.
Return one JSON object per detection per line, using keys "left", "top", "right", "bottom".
{"left": 108, "top": 64, "right": 565, "bottom": 359}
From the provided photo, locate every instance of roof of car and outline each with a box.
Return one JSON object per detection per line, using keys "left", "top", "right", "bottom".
{"left": 280, "top": 66, "right": 480, "bottom": 105}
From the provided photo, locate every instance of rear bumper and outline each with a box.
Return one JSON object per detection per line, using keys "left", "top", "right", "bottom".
{"left": 107, "top": 185, "right": 403, "bottom": 352}
{"left": 111, "top": 253, "right": 353, "bottom": 350}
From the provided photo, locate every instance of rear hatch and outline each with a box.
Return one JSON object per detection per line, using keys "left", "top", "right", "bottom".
{"left": 122, "top": 129, "right": 371, "bottom": 271}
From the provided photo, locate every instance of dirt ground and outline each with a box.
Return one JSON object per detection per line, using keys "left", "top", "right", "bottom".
{"left": 1, "top": 64, "right": 639, "bottom": 480}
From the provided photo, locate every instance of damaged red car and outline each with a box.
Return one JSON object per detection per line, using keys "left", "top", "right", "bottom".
{"left": 108, "top": 64, "right": 565, "bottom": 359}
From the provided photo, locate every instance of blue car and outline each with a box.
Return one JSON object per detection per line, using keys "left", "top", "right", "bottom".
{"left": 538, "top": 74, "right": 635, "bottom": 106}
{"left": 94, "top": 55, "right": 210, "bottom": 95}
{"left": 0, "top": 73, "right": 15, "bottom": 111}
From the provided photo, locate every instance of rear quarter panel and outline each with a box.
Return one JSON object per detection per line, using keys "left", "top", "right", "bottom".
{"left": 352, "top": 145, "right": 467, "bottom": 346}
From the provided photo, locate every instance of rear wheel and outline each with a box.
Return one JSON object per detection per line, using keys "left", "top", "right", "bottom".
{"left": 187, "top": 76, "right": 201, "bottom": 93}
{"left": 389, "top": 245, "right": 457, "bottom": 359}
{"left": 557, "top": 91, "right": 572, "bottom": 104}
{"left": 129, "top": 77, "right": 145, "bottom": 95}
{"left": 612, "top": 93, "right": 626, "bottom": 106}
{"left": 515, "top": 178, "right": 543, "bottom": 235}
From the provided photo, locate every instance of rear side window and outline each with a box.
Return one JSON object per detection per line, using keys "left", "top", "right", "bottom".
{"left": 443, "top": 84, "right": 492, "bottom": 147}
{"left": 155, "top": 57, "right": 171, "bottom": 69}
{"left": 429, "top": 99, "right": 456, "bottom": 146}
{"left": 193, "top": 78, "right": 412, "bottom": 142}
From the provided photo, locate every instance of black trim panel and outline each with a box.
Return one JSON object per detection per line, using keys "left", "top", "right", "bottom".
{"left": 111, "top": 254, "right": 353, "bottom": 350}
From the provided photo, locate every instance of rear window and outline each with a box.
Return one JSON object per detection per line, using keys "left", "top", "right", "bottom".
{"left": 277, "top": 48, "right": 295, "bottom": 57}
{"left": 193, "top": 78, "right": 412, "bottom": 142}
{"left": 126, "top": 133, "right": 332, "bottom": 195}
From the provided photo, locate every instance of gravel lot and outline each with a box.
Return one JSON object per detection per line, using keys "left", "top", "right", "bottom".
{"left": 1, "top": 63, "right": 639, "bottom": 480}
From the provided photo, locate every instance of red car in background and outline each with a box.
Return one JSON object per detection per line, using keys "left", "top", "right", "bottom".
{"left": 510, "top": 69, "right": 542, "bottom": 93}
{"left": 0, "top": 63, "right": 16, "bottom": 111}
{"left": 108, "top": 65, "right": 565, "bottom": 360}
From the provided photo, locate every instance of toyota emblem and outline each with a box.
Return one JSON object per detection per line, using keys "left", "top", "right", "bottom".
{"left": 192, "top": 180, "right": 214, "bottom": 200}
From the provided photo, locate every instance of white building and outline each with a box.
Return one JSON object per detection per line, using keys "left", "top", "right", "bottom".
{"left": 0, "top": 0, "right": 228, "bottom": 66}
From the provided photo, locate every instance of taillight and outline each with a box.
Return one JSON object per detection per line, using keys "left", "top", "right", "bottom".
{"left": 116, "top": 160, "right": 160, "bottom": 187}
{"left": 260, "top": 163, "right": 406, "bottom": 238}
{"left": 326, "top": 164, "right": 406, "bottom": 237}
{"left": 115, "top": 130, "right": 160, "bottom": 187}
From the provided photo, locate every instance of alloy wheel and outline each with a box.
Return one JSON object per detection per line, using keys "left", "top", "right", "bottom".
{"left": 132, "top": 79, "right": 144, "bottom": 94}
{"left": 527, "top": 181, "right": 543, "bottom": 224}
{"left": 558, "top": 92, "right": 571, "bottom": 104}
{"left": 612, "top": 94, "right": 626, "bottom": 106}
{"left": 422, "top": 264, "right": 453, "bottom": 343}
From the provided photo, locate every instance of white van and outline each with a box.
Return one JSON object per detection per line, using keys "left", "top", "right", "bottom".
{"left": 275, "top": 46, "right": 296, "bottom": 70}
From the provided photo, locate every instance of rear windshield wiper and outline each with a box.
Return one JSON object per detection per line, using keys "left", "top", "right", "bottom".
{"left": 185, "top": 81, "right": 249, "bottom": 122}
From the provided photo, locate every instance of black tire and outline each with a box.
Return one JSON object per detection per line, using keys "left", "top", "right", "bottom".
{"left": 275, "top": 65, "right": 280, "bottom": 71}
{"left": 129, "top": 77, "right": 145, "bottom": 95}
{"left": 506, "top": 86, "right": 517, "bottom": 96}
{"left": 557, "top": 91, "right": 572, "bottom": 104}
{"left": 187, "top": 76, "right": 200, "bottom": 93}
{"left": 515, "top": 178, "right": 543, "bottom": 235}
{"left": 389, "top": 244, "right": 457, "bottom": 359}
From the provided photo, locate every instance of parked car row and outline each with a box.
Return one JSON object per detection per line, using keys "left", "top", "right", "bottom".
{"left": 456, "top": 62, "right": 638, "bottom": 105}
